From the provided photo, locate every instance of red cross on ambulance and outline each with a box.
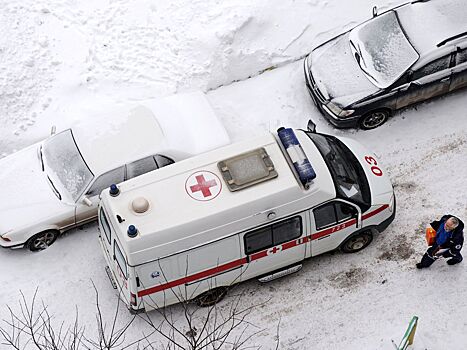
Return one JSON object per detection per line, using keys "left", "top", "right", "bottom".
{"left": 267, "top": 245, "right": 282, "bottom": 255}
{"left": 185, "top": 171, "right": 222, "bottom": 201}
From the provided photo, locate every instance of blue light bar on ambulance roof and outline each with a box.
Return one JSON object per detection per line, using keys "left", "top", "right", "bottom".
{"left": 277, "top": 127, "right": 316, "bottom": 189}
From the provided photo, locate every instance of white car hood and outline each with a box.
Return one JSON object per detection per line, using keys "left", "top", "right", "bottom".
{"left": 310, "top": 33, "right": 379, "bottom": 107}
{"left": 0, "top": 144, "right": 69, "bottom": 233}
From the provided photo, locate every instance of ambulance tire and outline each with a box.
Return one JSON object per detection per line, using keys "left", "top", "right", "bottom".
{"left": 340, "top": 231, "right": 373, "bottom": 253}
{"left": 195, "top": 287, "right": 228, "bottom": 307}
{"left": 27, "top": 230, "right": 59, "bottom": 252}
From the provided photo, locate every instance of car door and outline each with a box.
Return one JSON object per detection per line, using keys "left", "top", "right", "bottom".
{"left": 241, "top": 214, "right": 308, "bottom": 281}
{"left": 396, "top": 54, "right": 453, "bottom": 109}
{"left": 450, "top": 46, "right": 467, "bottom": 91}
{"left": 75, "top": 166, "right": 125, "bottom": 225}
{"left": 310, "top": 200, "right": 360, "bottom": 257}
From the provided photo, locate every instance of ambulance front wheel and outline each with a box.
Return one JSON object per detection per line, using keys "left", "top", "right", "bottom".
{"left": 341, "top": 231, "right": 373, "bottom": 253}
{"left": 195, "top": 287, "right": 228, "bottom": 307}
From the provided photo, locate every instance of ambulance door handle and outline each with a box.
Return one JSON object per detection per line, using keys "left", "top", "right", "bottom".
{"left": 136, "top": 277, "right": 140, "bottom": 287}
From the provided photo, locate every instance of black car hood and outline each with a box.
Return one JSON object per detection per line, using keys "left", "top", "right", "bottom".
{"left": 310, "top": 33, "right": 379, "bottom": 107}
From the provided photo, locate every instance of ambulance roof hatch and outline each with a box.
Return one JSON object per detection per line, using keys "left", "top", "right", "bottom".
{"left": 218, "top": 147, "right": 278, "bottom": 192}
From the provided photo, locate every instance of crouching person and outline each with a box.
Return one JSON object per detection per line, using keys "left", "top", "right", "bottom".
{"left": 417, "top": 215, "right": 464, "bottom": 269}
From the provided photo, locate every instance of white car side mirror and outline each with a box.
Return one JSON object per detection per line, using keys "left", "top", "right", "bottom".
{"left": 50, "top": 125, "right": 56, "bottom": 135}
{"left": 82, "top": 196, "right": 93, "bottom": 207}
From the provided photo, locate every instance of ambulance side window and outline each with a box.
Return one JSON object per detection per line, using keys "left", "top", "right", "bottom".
{"left": 273, "top": 217, "right": 302, "bottom": 245}
{"left": 244, "top": 226, "right": 272, "bottom": 255}
{"left": 314, "top": 204, "right": 336, "bottom": 230}
{"left": 244, "top": 216, "right": 302, "bottom": 255}
{"left": 114, "top": 241, "right": 127, "bottom": 279}
{"left": 314, "top": 202, "right": 356, "bottom": 230}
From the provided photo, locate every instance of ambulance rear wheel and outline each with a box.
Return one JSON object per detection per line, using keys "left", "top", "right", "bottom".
{"left": 341, "top": 231, "right": 373, "bottom": 253}
{"left": 195, "top": 287, "right": 228, "bottom": 307}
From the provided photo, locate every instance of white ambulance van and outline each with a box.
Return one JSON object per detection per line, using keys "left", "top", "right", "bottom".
{"left": 97, "top": 122, "right": 395, "bottom": 312}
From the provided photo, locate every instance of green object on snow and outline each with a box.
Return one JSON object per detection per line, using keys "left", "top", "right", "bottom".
{"left": 397, "top": 316, "right": 418, "bottom": 350}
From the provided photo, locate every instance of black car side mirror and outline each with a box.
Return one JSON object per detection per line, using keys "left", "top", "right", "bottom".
{"left": 307, "top": 119, "right": 317, "bottom": 133}
{"left": 372, "top": 6, "right": 378, "bottom": 17}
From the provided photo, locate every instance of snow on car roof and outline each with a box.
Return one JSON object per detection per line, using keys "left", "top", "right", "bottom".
{"left": 396, "top": 0, "right": 467, "bottom": 56}
{"left": 71, "top": 92, "right": 230, "bottom": 175}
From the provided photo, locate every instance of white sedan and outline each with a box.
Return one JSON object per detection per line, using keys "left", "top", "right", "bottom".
{"left": 0, "top": 92, "right": 230, "bottom": 251}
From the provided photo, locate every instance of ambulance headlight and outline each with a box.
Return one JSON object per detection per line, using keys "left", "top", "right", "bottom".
{"left": 388, "top": 193, "right": 395, "bottom": 213}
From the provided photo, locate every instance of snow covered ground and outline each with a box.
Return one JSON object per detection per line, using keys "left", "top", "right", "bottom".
{"left": 1, "top": 0, "right": 466, "bottom": 349}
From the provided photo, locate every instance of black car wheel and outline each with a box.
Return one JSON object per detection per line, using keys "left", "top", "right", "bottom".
{"left": 195, "top": 287, "right": 228, "bottom": 307}
{"left": 359, "top": 110, "right": 390, "bottom": 130}
{"left": 27, "top": 230, "right": 58, "bottom": 252}
{"left": 341, "top": 231, "right": 373, "bottom": 253}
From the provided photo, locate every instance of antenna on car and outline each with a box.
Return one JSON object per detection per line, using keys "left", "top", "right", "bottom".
{"left": 372, "top": 6, "right": 378, "bottom": 17}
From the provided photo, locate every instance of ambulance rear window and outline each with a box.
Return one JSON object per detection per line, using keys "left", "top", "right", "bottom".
{"left": 114, "top": 241, "right": 128, "bottom": 279}
{"left": 99, "top": 208, "right": 111, "bottom": 244}
{"left": 218, "top": 148, "right": 278, "bottom": 192}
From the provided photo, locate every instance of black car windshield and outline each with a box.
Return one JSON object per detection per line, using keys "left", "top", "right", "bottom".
{"left": 348, "top": 10, "right": 419, "bottom": 89}
{"left": 43, "top": 129, "right": 94, "bottom": 202}
{"left": 306, "top": 132, "right": 371, "bottom": 209}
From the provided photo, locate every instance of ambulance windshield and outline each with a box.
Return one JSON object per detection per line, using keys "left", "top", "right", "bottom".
{"left": 306, "top": 133, "right": 371, "bottom": 209}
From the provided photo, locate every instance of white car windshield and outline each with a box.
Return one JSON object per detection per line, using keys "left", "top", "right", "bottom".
{"left": 43, "top": 129, "right": 94, "bottom": 202}
{"left": 348, "top": 11, "right": 419, "bottom": 89}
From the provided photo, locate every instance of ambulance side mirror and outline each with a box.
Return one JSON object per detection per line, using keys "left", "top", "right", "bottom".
{"left": 50, "top": 125, "right": 56, "bottom": 136}
{"left": 307, "top": 119, "right": 317, "bottom": 133}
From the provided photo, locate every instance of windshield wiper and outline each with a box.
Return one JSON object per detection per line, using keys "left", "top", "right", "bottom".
{"left": 39, "top": 146, "right": 44, "bottom": 171}
{"left": 47, "top": 175, "right": 62, "bottom": 200}
{"left": 350, "top": 40, "right": 367, "bottom": 67}
{"left": 350, "top": 40, "right": 377, "bottom": 82}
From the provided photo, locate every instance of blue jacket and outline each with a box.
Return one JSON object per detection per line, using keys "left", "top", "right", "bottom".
{"left": 430, "top": 215, "right": 464, "bottom": 255}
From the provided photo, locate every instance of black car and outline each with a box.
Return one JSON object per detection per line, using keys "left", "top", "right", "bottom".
{"left": 304, "top": 0, "right": 467, "bottom": 130}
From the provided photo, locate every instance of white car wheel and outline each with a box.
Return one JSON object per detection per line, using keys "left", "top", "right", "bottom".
{"left": 28, "top": 231, "right": 58, "bottom": 252}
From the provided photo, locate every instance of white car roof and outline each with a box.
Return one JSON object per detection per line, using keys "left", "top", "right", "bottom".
{"left": 396, "top": 0, "right": 467, "bottom": 56}
{"left": 102, "top": 131, "right": 336, "bottom": 265}
{"left": 71, "top": 91, "right": 230, "bottom": 176}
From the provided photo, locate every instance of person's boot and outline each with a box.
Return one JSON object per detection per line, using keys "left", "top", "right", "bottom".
{"left": 416, "top": 263, "right": 425, "bottom": 269}
{"left": 447, "top": 259, "right": 460, "bottom": 265}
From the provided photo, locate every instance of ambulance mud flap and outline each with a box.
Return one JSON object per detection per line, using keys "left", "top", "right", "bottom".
{"left": 258, "top": 264, "right": 302, "bottom": 283}
{"left": 105, "top": 265, "right": 118, "bottom": 289}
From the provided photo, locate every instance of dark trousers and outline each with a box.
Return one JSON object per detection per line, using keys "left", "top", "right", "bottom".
{"left": 419, "top": 245, "right": 463, "bottom": 268}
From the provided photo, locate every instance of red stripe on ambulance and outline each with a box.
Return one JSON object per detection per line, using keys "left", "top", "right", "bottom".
{"left": 137, "top": 204, "right": 388, "bottom": 297}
